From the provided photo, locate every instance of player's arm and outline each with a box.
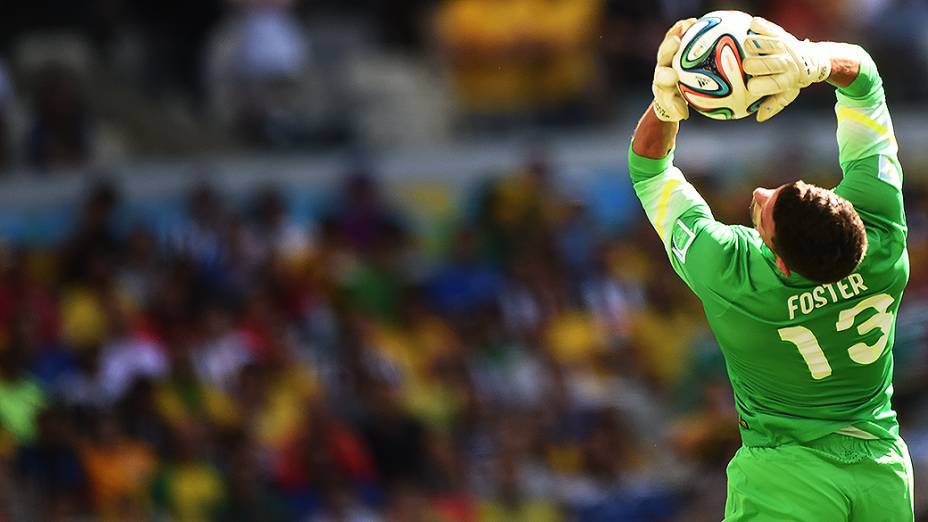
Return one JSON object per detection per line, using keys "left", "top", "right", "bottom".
{"left": 630, "top": 102, "right": 704, "bottom": 245}
{"left": 743, "top": 19, "right": 904, "bottom": 229}
{"left": 631, "top": 18, "right": 705, "bottom": 257}
{"left": 630, "top": 20, "right": 745, "bottom": 304}
{"left": 830, "top": 47, "right": 905, "bottom": 230}
{"left": 629, "top": 109, "right": 745, "bottom": 304}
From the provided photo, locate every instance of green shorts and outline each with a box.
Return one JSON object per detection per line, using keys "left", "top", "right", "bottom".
{"left": 724, "top": 433, "right": 914, "bottom": 521}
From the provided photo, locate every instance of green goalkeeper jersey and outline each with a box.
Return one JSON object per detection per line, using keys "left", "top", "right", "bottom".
{"left": 629, "top": 49, "right": 908, "bottom": 447}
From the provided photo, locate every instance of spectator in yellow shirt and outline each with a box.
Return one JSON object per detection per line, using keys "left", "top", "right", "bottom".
{"left": 436, "top": 0, "right": 602, "bottom": 121}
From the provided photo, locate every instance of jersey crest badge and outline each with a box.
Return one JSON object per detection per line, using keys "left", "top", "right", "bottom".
{"left": 671, "top": 219, "right": 697, "bottom": 263}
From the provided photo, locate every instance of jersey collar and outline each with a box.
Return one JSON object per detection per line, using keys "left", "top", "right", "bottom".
{"left": 759, "top": 238, "right": 816, "bottom": 287}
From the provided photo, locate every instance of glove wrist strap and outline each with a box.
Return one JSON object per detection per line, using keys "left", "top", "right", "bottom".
{"left": 652, "top": 99, "right": 677, "bottom": 122}
{"left": 804, "top": 40, "right": 833, "bottom": 84}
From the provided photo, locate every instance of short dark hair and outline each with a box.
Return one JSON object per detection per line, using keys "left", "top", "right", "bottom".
{"left": 772, "top": 181, "right": 867, "bottom": 284}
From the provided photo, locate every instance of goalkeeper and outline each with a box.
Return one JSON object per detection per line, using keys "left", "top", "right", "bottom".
{"left": 630, "top": 16, "right": 913, "bottom": 521}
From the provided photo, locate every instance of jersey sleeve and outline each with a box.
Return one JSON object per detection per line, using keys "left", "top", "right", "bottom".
{"left": 833, "top": 47, "right": 906, "bottom": 233}
{"left": 628, "top": 144, "right": 748, "bottom": 309}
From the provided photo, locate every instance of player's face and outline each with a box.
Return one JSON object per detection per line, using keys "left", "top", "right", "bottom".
{"left": 751, "top": 185, "right": 786, "bottom": 250}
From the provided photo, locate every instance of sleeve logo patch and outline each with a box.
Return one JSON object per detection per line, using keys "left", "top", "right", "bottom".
{"left": 877, "top": 156, "right": 901, "bottom": 189}
{"left": 671, "top": 219, "right": 697, "bottom": 263}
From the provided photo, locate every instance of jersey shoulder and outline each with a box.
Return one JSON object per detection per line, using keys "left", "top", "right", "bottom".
{"left": 673, "top": 217, "right": 780, "bottom": 307}
{"left": 854, "top": 222, "right": 909, "bottom": 291}
{"left": 835, "top": 154, "right": 906, "bottom": 235}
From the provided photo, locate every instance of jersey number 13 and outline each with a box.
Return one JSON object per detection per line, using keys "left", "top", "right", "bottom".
{"left": 777, "top": 294, "right": 895, "bottom": 380}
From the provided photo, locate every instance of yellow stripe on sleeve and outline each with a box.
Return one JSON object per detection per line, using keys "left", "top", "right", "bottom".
{"left": 654, "top": 178, "right": 682, "bottom": 242}
{"left": 836, "top": 106, "right": 893, "bottom": 141}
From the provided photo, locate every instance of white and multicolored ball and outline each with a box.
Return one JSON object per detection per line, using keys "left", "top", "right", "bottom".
{"left": 672, "top": 10, "right": 768, "bottom": 120}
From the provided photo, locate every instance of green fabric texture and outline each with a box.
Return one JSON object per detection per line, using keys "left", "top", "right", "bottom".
{"left": 723, "top": 434, "right": 914, "bottom": 521}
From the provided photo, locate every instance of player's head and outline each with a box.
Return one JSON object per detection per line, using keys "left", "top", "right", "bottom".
{"left": 750, "top": 180, "right": 867, "bottom": 283}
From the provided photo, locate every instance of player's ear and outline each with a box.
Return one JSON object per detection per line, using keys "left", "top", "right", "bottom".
{"left": 776, "top": 256, "right": 792, "bottom": 278}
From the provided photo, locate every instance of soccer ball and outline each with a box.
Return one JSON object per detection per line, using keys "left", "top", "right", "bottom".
{"left": 672, "top": 10, "right": 768, "bottom": 120}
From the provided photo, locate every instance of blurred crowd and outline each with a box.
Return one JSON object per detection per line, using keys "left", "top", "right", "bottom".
{"left": 1, "top": 0, "right": 928, "bottom": 169}
{"left": 1, "top": 151, "right": 928, "bottom": 521}
{"left": 2, "top": 0, "right": 928, "bottom": 521}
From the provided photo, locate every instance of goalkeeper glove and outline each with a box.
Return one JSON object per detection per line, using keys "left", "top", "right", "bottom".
{"left": 743, "top": 16, "right": 833, "bottom": 122}
{"left": 652, "top": 18, "right": 697, "bottom": 122}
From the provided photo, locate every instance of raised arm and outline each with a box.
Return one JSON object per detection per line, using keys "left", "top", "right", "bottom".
{"left": 630, "top": 18, "right": 706, "bottom": 251}
{"left": 629, "top": 20, "right": 749, "bottom": 305}
{"left": 831, "top": 47, "right": 904, "bottom": 231}
{"left": 743, "top": 20, "right": 904, "bottom": 230}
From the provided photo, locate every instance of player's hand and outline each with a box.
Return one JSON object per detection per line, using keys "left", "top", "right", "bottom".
{"left": 743, "top": 16, "right": 832, "bottom": 122}
{"left": 652, "top": 18, "right": 697, "bottom": 122}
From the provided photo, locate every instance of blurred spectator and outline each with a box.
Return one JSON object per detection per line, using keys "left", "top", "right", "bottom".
{"left": 580, "top": 246, "right": 634, "bottom": 341}
{"left": 435, "top": 0, "right": 603, "bottom": 127}
{"left": 498, "top": 253, "right": 549, "bottom": 342}
{"left": 224, "top": 433, "right": 289, "bottom": 522}
{"left": 671, "top": 379, "right": 739, "bottom": 468}
{"left": 26, "top": 63, "right": 95, "bottom": 170}
{"left": 80, "top": 411, "right": 157, "bottom": 519}
{"left": 98, "top": 305, "right": 168, "bottom": 403}
{"left": 479, "top": 447, "right": 563, "bottom": 521}
{"left": 232, "top": 354, "right": 323, "bottom": 450}
{"left": 116, "top": 224, "right": 162, "bottom": 308}
{"left": 228, "top": 0, "right": 308, "bottom": 83}
{"left": 60, "top": 181, "right": 122, "bottom": 283}
{"left": 117, "top": 379, "right": 169, "bottom": 450}
{"left": 168, "top": 182, "right": 235, "bottom": 292}
{"left": 151, "top": 425, "right": 228, "bottom": 521}
{"left": 15, "top": 408, "right": 88, "bottom": 519}
{"left": 0, "top": 245, "right": 60, "bottom": 354}
{"left": 629, "top": 277, "right": 702, "bottom": 392}
{"left": 360, "top": 382, "right": 428, "bottom": 485}
{"left": 241, "top": 186, "right": 315, "bottom": 271}
{"left": 331, "top": 170, "right": 406, "bottom": 254}
{"left": 57, "top": 261, "right": 112, "bottom": 352}
{"left": 191, "top": 306, "right": 252, "bottom": 391}
{"left": 333, "top": 171, "right": 411, "bottom": 322}
{"left": 154, "top": 343, "right": 238, "bottom": 431}
{"left": 476, "top": 151, "right": 558, "bottom": 264}
{"left": 206, "top": 0, "right": 315, "bottom": 146}
{"left": 553, "top": 195, "right": 596, "bottom": 281}
{"left": 428, "top": 227, "right": 501, "bottom": 316}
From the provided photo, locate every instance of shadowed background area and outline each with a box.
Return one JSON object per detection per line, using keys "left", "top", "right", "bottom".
{"left": 0, "top": 1, "right": 927, "bottom": 521}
